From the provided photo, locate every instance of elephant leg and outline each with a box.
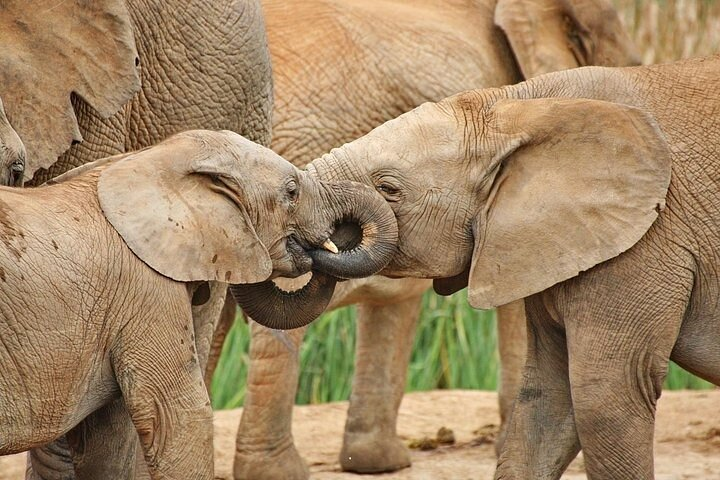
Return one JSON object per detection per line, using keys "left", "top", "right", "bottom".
{"left": 115, "top": 326, "right": 214, "bottom": 479}
{"left": 26, "top": 438, "right": 76, "bottom": 480}
{"left": 563, "top": 295, "right": 687, "bottom": 479}
{"left": 234, "top": 321, "right": 309, "bottom": 480}
{"left": 494, "top": 299, "right": 527, "bottom": 454}
{"left": 25, "top": 283, "right": 228, "bottom": 480}
{"left": 64, "top": 398, "right": 139, "bottom": 480}
{"left": 191, "top": 282, "right": 229, "bottom": 383}
{"left": 204, "top": 290, "right": 237, "bottom": 388}
{"left": 494, "top": 295, "right": 580, "bottom": 480}
{"left": 340, "top": 294, "right": 423, "bottom": 473}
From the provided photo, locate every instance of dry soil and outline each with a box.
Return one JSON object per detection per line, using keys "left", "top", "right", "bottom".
{"left": 1, "top": 389, "right": 718, "bottom": 479}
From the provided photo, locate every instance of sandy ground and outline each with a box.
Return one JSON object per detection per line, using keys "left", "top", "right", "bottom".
{"left": 1, "top": 389, "right": 719, "bottom": 479}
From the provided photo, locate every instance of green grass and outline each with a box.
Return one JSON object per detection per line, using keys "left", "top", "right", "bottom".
{"left": 211, "top": 290, "right": 712, "bottom": 410}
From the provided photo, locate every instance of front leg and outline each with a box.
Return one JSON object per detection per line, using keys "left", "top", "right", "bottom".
{"left": 562, "top": 282, "right": 689, "bottom": 478}
{"left": 26, "top": 437, "right": 76, "bottom": 480}
{"left": 495, "top": 295, "right": 580, "bottom": 480}
{"left": 234, "top": 321, "right": 308, "bottom": 480}
{"left": 340, "top": 293, "right": 423, "bottom": 473}
{"left": 494, "top": 299, "right": 527, "bottom": 454}
{"left": 66, "top": 398, "right": 138, "bottom": 479}
{"left": 114, "top": 308, "right": 213, "bottom": 480}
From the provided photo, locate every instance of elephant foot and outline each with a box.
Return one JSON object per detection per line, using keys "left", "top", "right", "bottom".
{"left": 234, "top": 441, "right": 309, "bottom": 480}
{"left": 340, "top": 432, "right": 411, "bottom": 473}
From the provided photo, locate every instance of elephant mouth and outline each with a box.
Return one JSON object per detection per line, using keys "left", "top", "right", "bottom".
{"left": 288, "top": 221, "right": 362, "bottom": 278}
{"left": 232, "top": 181, "right": 398, "bottom": 330}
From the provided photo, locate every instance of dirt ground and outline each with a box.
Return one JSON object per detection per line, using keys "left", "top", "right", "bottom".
{"left": 1, "top": 389, "right": 719, "bottom": 479}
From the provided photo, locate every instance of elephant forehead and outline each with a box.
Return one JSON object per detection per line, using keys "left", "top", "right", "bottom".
{"left": 182, "top": 130, "right": 298, "bottom": 180}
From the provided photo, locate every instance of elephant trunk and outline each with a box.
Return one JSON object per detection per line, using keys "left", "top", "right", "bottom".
{"left": 229, "top": 272, "right": 337, "bottom": 330}
{"left": 308, "top": 180, "right": 398, "bottom": 279}
{"left": 232, "top": 179, "right": 397, "bottom": 331}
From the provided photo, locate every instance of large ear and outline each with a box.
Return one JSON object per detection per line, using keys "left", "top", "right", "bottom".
{"left": 494, "top": 0, "right": 640, "bottom": 78}
{"left": 0, "top": 0, "right": 141, "bottom": 179}
{"left": 98, "top": 131, "right": 272, "bottom": 284}
{"left": 468, "top": 98, "right": 670, "bottom": 309}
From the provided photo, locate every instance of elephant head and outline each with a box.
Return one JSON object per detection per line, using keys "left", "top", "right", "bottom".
{"left": 309, "top": 79, "right": 671, "bottom": 309}
{"left": 96, "top": 130, "right": 397, "bottom": 329}
{"left": 495, "top": 0, "right": 641, "bottom": 78}
{"left": 0, "top": 97, "right": 25, "bottom": 186}
{"left": 0, "top": 0, "right": 141, "bottom": 182}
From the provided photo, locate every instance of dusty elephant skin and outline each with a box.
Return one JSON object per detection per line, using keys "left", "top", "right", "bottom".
{"left": 232, "top": 0, "right": 638, "bottom": 478}
{"left": 0, "top": 1, "right": 275, "bottom": 477}
{"left": 0, "top": 130, "right": 397, "bottom": 480}
{"left": 309, "top": 55, "right": 720, "bottom": 479}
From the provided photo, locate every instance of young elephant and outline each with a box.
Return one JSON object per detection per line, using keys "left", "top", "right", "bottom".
{"left": 0, "top": 130, "right": 397, "bottom": 480}
{"left": 309, "top": 56, "right": 720, "bottom": 479}
{"left": 235, "top": 0, "right": 639, "bottom": 477}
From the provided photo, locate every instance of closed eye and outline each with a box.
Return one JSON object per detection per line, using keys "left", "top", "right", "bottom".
{"left": 285, "top": 177, "right": 299, "bottom": 204}
{"left": 377, "top": 183, "right": 399, "bottom": 195}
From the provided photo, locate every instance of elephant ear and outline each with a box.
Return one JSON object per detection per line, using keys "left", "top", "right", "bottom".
{"left": 494, "top": 0, "right": 640, "bottom": 78}
{"left": 0, "top": 0, "right": 141, "bottom": 179}
{"left": 98, "top": 131, "right": 272, "bottom": 284}
{"left": 468, "top": 98, "right": 671, "bottom": 309}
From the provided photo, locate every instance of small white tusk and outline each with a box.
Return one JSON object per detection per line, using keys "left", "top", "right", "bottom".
{"left": 322, "top": 238, "right": 339, "bottom": 254}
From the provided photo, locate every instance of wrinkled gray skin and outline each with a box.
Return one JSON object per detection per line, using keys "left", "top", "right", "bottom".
{"left": 310, "top": 56, "right": 720, "bottom": 479}
{"left": 0, "top": 130, "right": 397, "bottom": 480}
{"left": 0, "top": 1, "right": 273, "bottom": 479}
{"left": 231, "top": 0, "right": 639, "bottom": 477}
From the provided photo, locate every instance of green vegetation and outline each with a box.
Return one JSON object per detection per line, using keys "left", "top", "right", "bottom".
{"left": 211, "top": 290, "right": 712, "bottom": 410}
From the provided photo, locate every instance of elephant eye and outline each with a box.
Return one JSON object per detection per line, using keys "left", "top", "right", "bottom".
{"left": 285, "top": 178, "right": 298, "bottom": 202}
{"left": 371, "top": 170, "right": 404, "bottom": 202}
{"left": 376, "top": 182, "right": 402, "bottom": 201}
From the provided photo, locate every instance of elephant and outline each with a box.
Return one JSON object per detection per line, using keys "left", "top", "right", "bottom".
{"left": 307, "top": 55, "right": 720, "bottom": 479}
{"left": 0, "top": 129, "right": 398, "bottom": 480}
{"left": 231, "top": 0, "right": 639, "bottom": 477}
{"left": 0, "top": 0, "right": 274, "bottom": 477}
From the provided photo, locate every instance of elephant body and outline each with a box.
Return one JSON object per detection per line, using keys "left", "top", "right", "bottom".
{"left": 0, "top": 184, "right": 210, "bottom": 472}
{"left": 0, "top": 1, "right": 273, "bottom": 477}
{"left": 2, "top": 0, "right": 273, "bottom": 184}
{"left": 309, "top": 55, "right": 720, "bottom": 479}
{"left": 0, "top": 130, "right": 397, "bottom": 479}
{"left": 494, "top": 56, "right": 720, "bottom": 480}
{"left": 235, "top": 0, "right": 638, "bottom": 477}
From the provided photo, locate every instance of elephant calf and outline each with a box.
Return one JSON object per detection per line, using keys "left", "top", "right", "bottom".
{"left": 309, "top": 55, "right": 720, "bottom": 479}
{"left": 0, "top": 130, "right": 397, "bottom": 479}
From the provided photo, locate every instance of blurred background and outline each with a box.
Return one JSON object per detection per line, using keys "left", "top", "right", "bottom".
{"left": 211, "top": 0, "right": 720, "bottom": 410}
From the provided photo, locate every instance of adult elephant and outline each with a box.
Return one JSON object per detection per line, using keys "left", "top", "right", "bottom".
{"left": 0, "top": 1, "right": 273, "bottom": 478}
{"left": 308, "top": 54, "right": 719, "bottom": 480}
{"left": 232, "top": 0, "right": 638, "bottom": 478}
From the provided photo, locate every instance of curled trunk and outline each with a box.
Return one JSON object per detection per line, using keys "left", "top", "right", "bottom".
{"left": 232, "top": 179, "right": 397, "bottom": 330}
{"left": 308, "top": 180, "right": 398, "bottom": 280}
{"left": 230, "top": 272, "right": 337, "bottom": 330}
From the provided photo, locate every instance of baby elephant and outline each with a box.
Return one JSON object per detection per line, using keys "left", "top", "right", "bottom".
{"left": 0, "top": 130, "right": 397, "bottom": 479}
{"left": 309, "top": 55, "right": 720, "bottom": 478}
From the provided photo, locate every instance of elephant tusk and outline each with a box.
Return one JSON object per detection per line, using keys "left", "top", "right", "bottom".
{"left": 322, "top": 238, "right": 339, "bottom": 254}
